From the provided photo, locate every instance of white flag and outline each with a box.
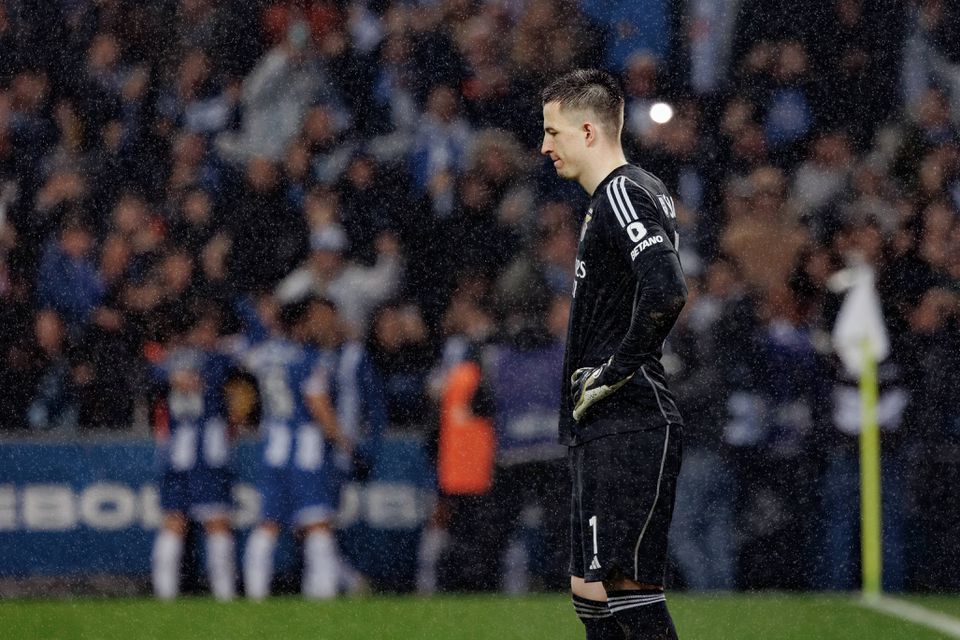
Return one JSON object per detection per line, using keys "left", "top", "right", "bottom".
{"left": 831, "top": 265, "right": 890, "bottom": 377}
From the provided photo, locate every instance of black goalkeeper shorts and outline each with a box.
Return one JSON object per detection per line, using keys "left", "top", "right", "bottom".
{"left": 568, "top": 424, "right": 683, "bottom": 584}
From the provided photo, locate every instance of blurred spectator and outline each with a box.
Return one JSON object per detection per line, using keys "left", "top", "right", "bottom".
{"left": 226, "top": 156, "right": 309, "bottom": 292}
{"left": 680, "top": 0, "right": 741, "bottom": 95}
{"left": 107, "top": 193, "right": 164, "bottom": 278}
{"left": 738, "top": 280, "right": 824, "bottom": 589}
{"left": 366, "top": 301, "right": 435, "bottom": 433}
{"left": 416, "top": 280, "right": 497, "bottom": 594}
{"left": 470, "top": 129, "right": 537, "bottom": 232}
{"left": 456, "top": 13, "right": 516, "bottom": 128}
{"left": 437, "top": 172, "right": 520, "bottom": 288}
{"left": 791, "top": 131, "right": 854, "bottom": 225}
{"left": 164, "top": 132, "right": 222, "bottom": 203}
{"left": 159, "top": 48, "right": 236, "bottom": 137}
{"left": 277, "top": 225, "right": 401, "bottom": 336}
{"left": 579, "top": 0, "right": 665, "bottom": 70}
{"left": 37, "top": 217, "right": 103, "bottom": 331}
{"left": 903, "top": 0, "right": 960, "bottom": 124}
{"left": 666, "top": 272, "right": 736, "bottom": 590}
{"left": 622, "top": 52, "right": 662, "bottom": 142}
{"left": 900, "top": 277, "right": 960, "bottom": 588}
{"left": 71, "top": 305, "right": 139, "bottom": 430}
{"left": 434, "top": 335, "right": 495, "bottom": 592}
{"left": 299, "top": 103, "right": 357, "bottom": 186}
{"left": 720, "top": 166, "right": 809, "bottom": 299}
{"left": 0, "top": 265, "right": 35, "bottom": 431}
{"left": 482, "top": 293, "right": 568, "bottom": 592}
{"left": 891, "top": 88, "right": 958, "bottom": 200}
{"left": 409, "top": 84, "right": 472, "bottom": 216}
{"left": 429, "top": 282, "right": 497, "bottom": 401}
{"left": 496, "top": 200, "right": 577, "bottom": 309}
{"left": 336, "top": 152, "right": 407, "bottom": 265}
{"left": 24, "top": 163, "right": 86, "bottom": 258}
{"left": 167, "top": 187, "right": 218, "bottom": 257}
{"left": 369, "top": 28, "right": 419, "bottom": 153}
{"left": 73, "top": 32, "right": 125, "bottom": 149}
{"left": 216, "top": 19, "right": 344, "bottom": 163}
{"left": 762, "top": 41, "right": 816, "bottom": 158}
{"left": 811, "top": 0, "right": 903, "bottom": 146}
{"left": 26, "top": 309, "right": 77, "bottom": 431}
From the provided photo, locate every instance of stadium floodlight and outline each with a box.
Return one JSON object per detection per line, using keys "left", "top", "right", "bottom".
{"left": 649, "top": 102, "right": 674, "bottom": 124}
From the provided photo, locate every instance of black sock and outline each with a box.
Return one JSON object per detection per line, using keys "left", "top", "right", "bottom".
{"left": 606, "top": 590, "right": 678, "bottom": 640}
{"left": 573, "top": 594, "right": 627, "bottom": 639}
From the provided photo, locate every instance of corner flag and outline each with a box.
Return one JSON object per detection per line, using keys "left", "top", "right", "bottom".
{"left": 831, "top": 264, "right": 889, "bottom": 599}
{"left": 832, "top": 265, "right": 889, "bottom": 378}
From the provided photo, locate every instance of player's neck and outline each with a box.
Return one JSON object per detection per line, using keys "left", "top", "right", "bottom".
{"left": 580, "top": 149, "right": 628, "bottom": 196}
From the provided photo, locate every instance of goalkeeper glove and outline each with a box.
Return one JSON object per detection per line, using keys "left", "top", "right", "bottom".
{"left": 571, "top": 358, "right": 634, "bottom": 422}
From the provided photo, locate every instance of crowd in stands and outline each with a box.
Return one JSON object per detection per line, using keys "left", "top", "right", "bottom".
{"left": 0, "top": 0, "right": 958, "bottom": 592}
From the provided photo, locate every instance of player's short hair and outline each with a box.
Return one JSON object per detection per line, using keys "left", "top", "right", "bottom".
{"left": 541, "top": 69, "right": 624, "bottom": 138}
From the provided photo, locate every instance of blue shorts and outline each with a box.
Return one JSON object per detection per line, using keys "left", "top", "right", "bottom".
{"left": 159, "top": 467, "right": 233, "bottom": 522}
{"left": 257, "top": 465, "right": 342, "bottom": 528}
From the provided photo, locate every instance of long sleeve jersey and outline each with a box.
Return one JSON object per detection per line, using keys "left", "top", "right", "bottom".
{"left": 559, "top": 163, "right": 688, "bottom": 446}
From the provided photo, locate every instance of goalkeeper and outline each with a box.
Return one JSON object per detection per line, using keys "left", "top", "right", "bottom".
{"left": 541, "top": 69, "right": 688, "bottom": 640}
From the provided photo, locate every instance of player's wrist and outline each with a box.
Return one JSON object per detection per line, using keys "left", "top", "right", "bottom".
{"left": 601, "top": 357, "right": 634, "bottom": 385}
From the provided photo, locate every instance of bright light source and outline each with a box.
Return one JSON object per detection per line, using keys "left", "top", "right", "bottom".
{"left": 649, "top": 102, "right": 674, "bottom": 124}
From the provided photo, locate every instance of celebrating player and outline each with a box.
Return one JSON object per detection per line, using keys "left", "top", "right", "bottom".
{"left": 151, "top": 307, "right": 239, "bottom": 601}
{"left": 541, "top": 69, "right": 688, "bottom": 639}
{"left": 241, "top": 296, "right": 353, "bottom": 600}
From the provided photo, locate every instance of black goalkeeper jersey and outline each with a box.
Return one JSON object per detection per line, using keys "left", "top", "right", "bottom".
{"left": 559, "top": 163, "right": 687, "bottom": 446}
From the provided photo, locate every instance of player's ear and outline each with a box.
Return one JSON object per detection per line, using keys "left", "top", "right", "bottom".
{"left": 583, "top": 121, "right": 596, "bottom": 146}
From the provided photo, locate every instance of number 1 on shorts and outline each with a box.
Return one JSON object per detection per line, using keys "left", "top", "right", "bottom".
{"left": 589, "top": 515, "right": 598, "bottom": 555}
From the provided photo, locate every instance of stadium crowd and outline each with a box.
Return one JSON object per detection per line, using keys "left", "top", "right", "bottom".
{"left": 0, "top": 0, "right": 958, "bottom": 593}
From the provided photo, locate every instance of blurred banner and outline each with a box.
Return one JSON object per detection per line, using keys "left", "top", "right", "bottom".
{"left": 0, "top": 436, "right": 433, "bottom": 589}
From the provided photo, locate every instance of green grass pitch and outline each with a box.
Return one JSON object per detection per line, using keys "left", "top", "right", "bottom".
{"left": 2, "top": 593, "right": 957, "bottom": 639}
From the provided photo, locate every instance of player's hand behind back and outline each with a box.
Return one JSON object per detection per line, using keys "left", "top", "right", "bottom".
{"left": 571, "top": 357, "right": 634, "bottom": 422}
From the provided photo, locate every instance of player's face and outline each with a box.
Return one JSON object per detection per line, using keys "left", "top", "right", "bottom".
{"left": 541, "top": 101, "right": 585, "bottom": 181}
